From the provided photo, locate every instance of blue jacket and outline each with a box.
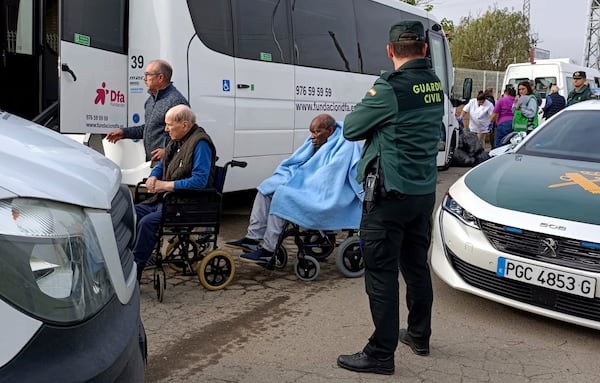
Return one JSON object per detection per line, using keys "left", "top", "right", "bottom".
{"left": 543, "top": 93, "right": 566, "bottom": 119}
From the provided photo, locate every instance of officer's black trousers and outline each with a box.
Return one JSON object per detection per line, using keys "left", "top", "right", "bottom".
{"left": 360, "top": 192, "right": 435, "bottom": 359}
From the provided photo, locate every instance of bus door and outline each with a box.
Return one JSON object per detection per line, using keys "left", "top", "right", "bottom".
{"left": 0, "top": 0, "right": 58, "bottom": 124}
{"left": 59, "top": 0, "right": 128, "bottom": 134}
{"left": 230, "top": 0, "right": 295, "bottom": 166}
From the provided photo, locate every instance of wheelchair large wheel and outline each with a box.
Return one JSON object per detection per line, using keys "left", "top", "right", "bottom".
{"left": 335, "top": 236, "right": 364, "bottom": 278}
{"left": 301, "top": 232, "right": 336, "bottom": 261}
{"left": 166, "top": 236, "right": 200, "bottom": 274}
{"left": 154, "top": 268, "right": 166, "bottom": 302}
{"left": 294, "top": 255, "right": 320, "bottom": 281}
{"left": 198, "top": 250, "right": 236, "bottom": 291}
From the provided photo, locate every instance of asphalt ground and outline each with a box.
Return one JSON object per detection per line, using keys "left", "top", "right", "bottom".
{"left": 139, "top": 166, "right": 600, "bottom": 382}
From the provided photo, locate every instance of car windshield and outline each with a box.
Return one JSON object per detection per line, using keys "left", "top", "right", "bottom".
{"left": 517, "top": 109, "right": 600, "bottom": 163}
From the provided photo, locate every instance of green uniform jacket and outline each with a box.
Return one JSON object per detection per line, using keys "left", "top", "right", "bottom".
{"left": 567, "top": 84, "right": 592, "bottom": 106}
{"left": 343, "top": 58, "right": 444, "bottom": 195}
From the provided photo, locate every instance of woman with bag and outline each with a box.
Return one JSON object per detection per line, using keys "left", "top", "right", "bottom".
{"left": 512, "top": 81, "right": 539, "bottom": 134}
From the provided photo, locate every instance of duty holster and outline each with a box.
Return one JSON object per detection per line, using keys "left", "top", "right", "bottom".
{"left": 364, "top": 152, "right": 385, "bottom": 209}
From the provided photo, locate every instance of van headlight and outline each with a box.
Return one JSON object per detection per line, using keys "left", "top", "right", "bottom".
{"left": 0, "top": 198, "right": 113, "bottom": 324}
{"left": 441, "top": 193, "right": 480, "bottom": 229}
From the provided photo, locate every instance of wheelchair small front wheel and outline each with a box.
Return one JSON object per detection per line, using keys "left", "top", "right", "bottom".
{"left": 335, "top": 236, "right": 364, "bottom": 278}
{"left": 274, "top": 244, "right": 288, "bottom": 269}
{"left": 154, "top": 268, "right": 166, "bottom": 302}
{"left": 294, "top": 255, "right": 320, "bottom": 281}
{"left": 198, "top": 250, "right": 236, "bottom": 291}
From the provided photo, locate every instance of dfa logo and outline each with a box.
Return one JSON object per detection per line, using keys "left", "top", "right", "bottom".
{"left": 94, "top": 82, "right": 126, "bottom": 107}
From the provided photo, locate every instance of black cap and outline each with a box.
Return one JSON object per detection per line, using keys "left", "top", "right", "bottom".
{"left": 573, "top": 71, "right": 587, "bottom": 79}
{"left": 389, "top": 21, "right": 425, "bottom": 42}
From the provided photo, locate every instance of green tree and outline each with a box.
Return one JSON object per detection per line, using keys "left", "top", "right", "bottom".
{"left": 440, "top": 18, "right": 454, "bottom": 42}
{"left": 401, "top": 0, "right": 433, "bottom": 12}
{"left": 450, "top": 7, "right": 530, "bottom": 70}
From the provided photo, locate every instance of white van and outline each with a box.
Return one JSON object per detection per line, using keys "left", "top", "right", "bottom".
{"left": 0, "top": 111, "right": 146, "bottom": 381}
{"left": 503, "top": 58, "right": 600, "bottom": 108}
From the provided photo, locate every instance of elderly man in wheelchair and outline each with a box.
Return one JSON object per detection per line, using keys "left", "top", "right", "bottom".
{"left": 133, "top": 105, "right": 216, "bottom": 283}
{"left": 226, "top": 114, "right": 364, "bottom": 280}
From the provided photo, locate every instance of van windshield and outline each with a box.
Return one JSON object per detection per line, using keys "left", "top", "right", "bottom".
{"left": 507, "top": 77, "right": 557, "bottom": 99}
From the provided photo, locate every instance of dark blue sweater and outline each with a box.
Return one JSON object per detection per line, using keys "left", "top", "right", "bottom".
{"left": 122, "top": 83, "right": 189, "bottom": 160}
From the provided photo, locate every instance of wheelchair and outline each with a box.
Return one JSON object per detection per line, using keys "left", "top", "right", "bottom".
{"left": 134, "top": 160, "right": 247, "bottom": 302}
{"left": 264, "top": 222, "right": 364, "bottom": 282}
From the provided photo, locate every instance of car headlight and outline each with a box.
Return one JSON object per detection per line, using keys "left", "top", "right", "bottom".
{"left": 0, "top": 198, "right": 113, "bottom": 324}
{"left": 441, "top": 193, "right": 480, "bottom": 229}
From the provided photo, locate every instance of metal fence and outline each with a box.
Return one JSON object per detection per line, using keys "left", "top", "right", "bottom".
{"left": 453, "top": 67, "right": 506, "bottom": 100}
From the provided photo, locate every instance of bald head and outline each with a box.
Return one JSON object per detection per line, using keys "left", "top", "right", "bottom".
{"left": 165, "top": 105, "right": 196, "bottom": 141}
{"left": 309, "top": 114, "right": 336, "bottom": 149}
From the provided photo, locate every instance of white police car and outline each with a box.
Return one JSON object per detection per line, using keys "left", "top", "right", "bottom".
{"left": 432, "top": 100, "right": 600, "bottom": 329}
{"left": 0, "top": 111, "right": 146, "bottom": 381}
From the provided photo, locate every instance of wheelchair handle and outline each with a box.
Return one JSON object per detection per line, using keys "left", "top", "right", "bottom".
{"left": 228, "top": 160, "right": 248, "bottom": 168}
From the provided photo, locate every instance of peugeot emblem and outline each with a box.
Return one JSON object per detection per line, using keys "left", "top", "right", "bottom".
{"left": 540, "top": 238, "right": 558, "bottom": 257}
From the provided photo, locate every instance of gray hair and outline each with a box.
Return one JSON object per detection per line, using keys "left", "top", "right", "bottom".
{"left": 150, "top": 59, "right": 173, "bottom": 81}
{"left": 169, "top": 105, "right": 196, "bottom": 126}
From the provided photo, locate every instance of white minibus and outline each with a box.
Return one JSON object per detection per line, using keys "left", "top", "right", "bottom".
{"left": 1, "top": 0, "right": 462, "bottom": 191}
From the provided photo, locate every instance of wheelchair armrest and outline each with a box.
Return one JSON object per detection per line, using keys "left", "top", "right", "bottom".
{"left": 134, "top": 178, "right": 151, "bottom": 204}
{"left": 163, "top": 188, "right": 220, "bottom": 204}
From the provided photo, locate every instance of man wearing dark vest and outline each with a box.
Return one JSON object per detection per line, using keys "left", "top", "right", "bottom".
{"left": 542, "top": 85, "right": 566, "bottom": 120}
{"left": 133, "top": 105, "right": 216, "bottom": 282}
{"left": 337, "top": 20, "right": 444, "bottom": 375}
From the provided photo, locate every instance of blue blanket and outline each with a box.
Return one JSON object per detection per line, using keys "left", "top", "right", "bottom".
{"left": 257, "top": 123, "right": 363, "bottom": 230}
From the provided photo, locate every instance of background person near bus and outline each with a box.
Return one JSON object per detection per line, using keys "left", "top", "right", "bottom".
{"left": 543, "top": 85, "right": 566, "bottom": 119}
{"left": 459, "top": 92, "right": 494, "bottom": 148}
{"left": 491, "top": 84, "right": 516, "bottom": 147}
{"left": 133, "top": 105, "right": 216, "bottom": 282}
{"left": 483, "top": 87, "right": 497, "bottom": 148}
{"left": 337, "top": 20, "right": 444, "bottom": 376}
{"left": 512, "top": 81, "right": 539, "bottom": 133}
{"left": 106, "top": 59, "right": 189, "bottom": 163}
{"left": 226, "top": 114, "right": 362, "bottom": 264}
{"left": 567, "top": 71, "right": 593, "bottom": 106}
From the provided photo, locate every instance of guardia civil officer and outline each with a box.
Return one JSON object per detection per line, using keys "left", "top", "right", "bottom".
{"left": 567, "top": 71, "right": 593, "bottom": 106}
{"left": 337, "top": 20, "right": 444, "bottom": 375}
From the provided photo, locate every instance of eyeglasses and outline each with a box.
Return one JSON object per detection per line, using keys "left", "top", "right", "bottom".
{"left": 144, "top": 72, "right": 161, "bottom": 77}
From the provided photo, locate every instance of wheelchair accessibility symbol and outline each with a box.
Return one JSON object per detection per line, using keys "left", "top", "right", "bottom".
{"left": 223, "top": 80, "right": 231, "bottom": 92}
{"left": 548, "top": 171, "right": 600, "bottom": 194}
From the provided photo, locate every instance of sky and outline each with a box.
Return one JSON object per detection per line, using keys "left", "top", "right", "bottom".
{"left": 430, "top": 0, "right": 589, "bottom": 65}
